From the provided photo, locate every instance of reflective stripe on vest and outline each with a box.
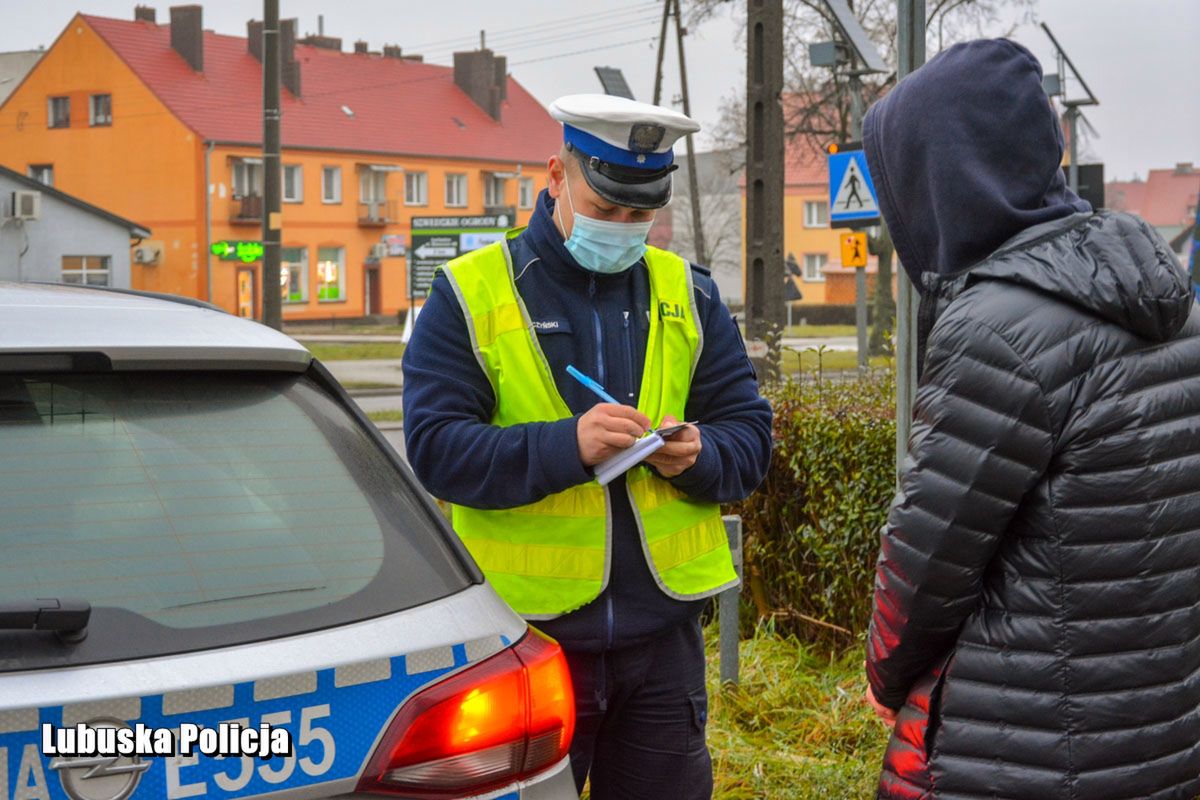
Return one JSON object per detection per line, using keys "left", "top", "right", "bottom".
{"left": 440, "top": 240, "right": 738, "bottom": 619}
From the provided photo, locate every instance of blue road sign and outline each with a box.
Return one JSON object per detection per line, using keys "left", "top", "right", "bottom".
{"left": 828, "top": 148, "right": 881, "bottom": 229}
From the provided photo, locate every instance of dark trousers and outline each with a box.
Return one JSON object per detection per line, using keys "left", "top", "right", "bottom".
{"left": 563, "top": 617, "right": 713, "bottom": 800}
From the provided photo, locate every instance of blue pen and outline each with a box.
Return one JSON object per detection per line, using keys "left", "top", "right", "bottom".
{"left": 567, "top": 364, "right": 621, "bottom": 405}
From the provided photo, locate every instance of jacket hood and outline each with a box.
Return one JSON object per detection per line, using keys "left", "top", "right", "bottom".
{"left": 960, "top": 211, "right": 1194, "bottom": 342}
{"left": 863, "top": 39, "right": 1092, "bottom": 285}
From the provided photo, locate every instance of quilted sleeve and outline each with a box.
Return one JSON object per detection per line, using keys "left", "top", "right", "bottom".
{"left": 866, "top": 314, "right": 1055, "bottom": 711}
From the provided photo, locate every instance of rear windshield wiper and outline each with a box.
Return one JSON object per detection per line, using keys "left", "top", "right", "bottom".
{"left": 0, "top": 598, "right": 90, "bottom": 643}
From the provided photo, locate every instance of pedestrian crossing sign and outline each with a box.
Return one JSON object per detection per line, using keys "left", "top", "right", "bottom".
{"left": 828, "top": 147, "right": 881, "bottom": 229}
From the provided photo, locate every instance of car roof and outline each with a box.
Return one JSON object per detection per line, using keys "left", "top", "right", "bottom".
{"left": 0, "top": 283, "right": 312, "bottom": 371}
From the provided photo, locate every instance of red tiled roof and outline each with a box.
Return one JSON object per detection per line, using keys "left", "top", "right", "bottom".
{"left": 83, "top": 14, "right": 560, "bottom": 163}
{"left": 1107, "top": 166, "right": 1200, "bottom": 227}
{"left": 785, "top": 137, "right": 828, "bottom": 186}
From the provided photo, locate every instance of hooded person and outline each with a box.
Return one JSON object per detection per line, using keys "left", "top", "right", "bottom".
{"left": 861, "top": 39, "right": 1200, "bottom": 799}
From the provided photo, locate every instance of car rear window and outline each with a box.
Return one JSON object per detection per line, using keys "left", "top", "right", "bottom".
{"left": 0, "top": 370, "right": 472, "bottom": 668}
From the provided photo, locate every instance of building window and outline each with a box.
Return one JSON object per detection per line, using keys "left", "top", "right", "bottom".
{"left": 359, "top": 169, "right": 387, "bottom": 203}
{"left": 405, "top": 171, "right": 428, "bottom": 206}
{"left": 519, "top": 177, "right": 535, "bottom": 209}
{"left": 317, "top": 247, "right": 345, "bottom": 302}
{"left": 27, "top": 164, "right": 53, "bottom": 187}
{"left": 47, "top": 96, "right": 70, "bottom": 128}
{"left": 280, "top": 247, "right": 308, "bottom": 304}
{"left": 231, "top": 159, "right": 263, "bottom": 199}
{"left": 803, "top": 253, "right": 828, "bottom": 282}
{"left": 804, "top": 200, "right": 829, "bottom": 228}
{"left": 89, "top": 94, "right": 112, "bottom": 126}
{"left": 321, "top": 166, "right": 342, "bottom": 203}
{"left": 445, "top": 173, "right": 467, "bottom": 208}
{"left": 484, "top": 174, "right": 507, "bottom": 208}
{"left": 61, "top": 256, "right": 110, "bottom": 286}
{"left": 282, "top": 164, "right": 303, "bottom": 203}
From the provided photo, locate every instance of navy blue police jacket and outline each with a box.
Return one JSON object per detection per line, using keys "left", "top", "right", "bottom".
{"left": 402, "top": 189, "right": 772, "bottom": 653}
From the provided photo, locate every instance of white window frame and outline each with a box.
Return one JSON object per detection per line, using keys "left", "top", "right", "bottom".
{"left": 27, "top": 164, "right": 54, "bottom": 187}
{"left": 89, "top": 94, "right": 112, "bottom": 126}
{"left": 445, "top": 173, "right": 468, "bottom": 208}
{"left": 484, "top": 174, "right": 507, "bottom": 207}
{"left": 47, "top": 96, "right": 70, "bottom": 128}
{"left": 282, "top": 164, "right": 303, "bottom": 203}
{"left": 321, "top": 166, "right": 342, "bottom": 204}
{"left": 316, "top": 246, "right": 346, "bottom": 303}
{"left": 404, "top": 171, "right": 428, "bottom": 206}
{"left": 804, "top": 200, "right": 829, "bottom": 228}
{"left": 359, "top": 170, "right": 387, "bottom": 203}
{"left": 61, "top": 256, "right": 110, "bottom": 286}
{"left": 803, "top": 253, "right": 828, "bottom": 283}
{"left": 280, "top": 247, "right": 308, "bottom": 304}
{"left": 518, "top": 176, "right": 535, "bottom": 209}
{"left": 232, "top": 160, "right": 263, "bottom": 199}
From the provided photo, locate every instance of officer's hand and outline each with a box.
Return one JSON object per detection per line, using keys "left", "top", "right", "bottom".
{"left": 644, "top": 415, "right": 701, "bottom": 478}
{"left": 577, "top": 404, "right": 652, "bottom": 466}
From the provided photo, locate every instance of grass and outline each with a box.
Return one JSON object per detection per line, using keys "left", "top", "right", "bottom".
{"left": 781, "top": 348, "right": 890, "bottom": 374}
{"left": 704, "top": 625, "right": 887, "bottom": 799}
{"left": 783, "top": 324, "right": 858, "bottom": 338}
{"left": 301, "top": 341, "right": 405, "bottom": 361}
{"left": 583, "top": 626, "right": 886, "bottom": 799}
{"left": 285, "top": 323, "right": 407, "bottom": 336}
{"left": 367, "top": 410, "right": 404, "bottom": 423}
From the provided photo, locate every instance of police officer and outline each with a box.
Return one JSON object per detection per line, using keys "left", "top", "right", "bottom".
{"left": 403, "top": 94, "right": 772, "bottom": 799}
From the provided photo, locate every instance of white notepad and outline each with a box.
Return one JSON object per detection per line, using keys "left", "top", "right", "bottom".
{"left": 592, "top": 423, "right": 694, "bottom": 487}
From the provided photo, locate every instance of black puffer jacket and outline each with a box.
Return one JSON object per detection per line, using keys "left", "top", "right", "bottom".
{"left": 862, "top": 39, "right": 1200, "bottom": 800}
{"left": 868, "top": 211, "right": 1200, "bottom": 799}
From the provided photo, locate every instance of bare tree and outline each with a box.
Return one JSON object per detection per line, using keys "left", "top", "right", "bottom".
{"left": 668, "top": 149, "right": 745, "bottom": 301}
{"left": 688, "top": 0, "right": 1037, "bottom": 351}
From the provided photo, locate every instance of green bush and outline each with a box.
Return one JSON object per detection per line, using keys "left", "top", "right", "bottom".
{"left": 728, "top": 368, "right": 896, "bottom": 650}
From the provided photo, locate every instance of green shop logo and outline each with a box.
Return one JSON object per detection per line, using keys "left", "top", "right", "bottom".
{"left": 211, "top": 240, "right": 264, "bottom": 263}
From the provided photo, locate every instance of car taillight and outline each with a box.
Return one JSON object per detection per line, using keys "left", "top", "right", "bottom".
{"left": 356, "top": 628, "right": 575, "bottom": 798}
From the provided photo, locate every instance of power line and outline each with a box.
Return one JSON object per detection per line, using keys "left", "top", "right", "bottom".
{"left": 421, "top": 12, "right": 663, "bottom": 62}
{"left": 405, "top": 0, "right": 660, "bottom": 51}
{"left": 510, "top": 36, "right": 658, "bottom": 66}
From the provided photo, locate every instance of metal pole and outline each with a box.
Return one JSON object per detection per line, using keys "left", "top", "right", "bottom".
{"left": 652, "top": 0, "right": 671, "bottom": 106}
{"left": 894, "top": 0, "right": 925, "bottom": 477}
{"left": 672, "top": 0, "right": 708, "bottom": 267}
{"left": 719, "top": 515, "right": 743, "bottom": 686}
{"left": 1066, "top": 106, "right": 1080, "bottom": 193}
{"left": 743, "top": 0, "right": 786, "bottom": 379}
{"left": 261, "top": 0, "right": 282, "bottom": 330}
{"left": 850, "top": 72, "right": 868, "bottom": 370}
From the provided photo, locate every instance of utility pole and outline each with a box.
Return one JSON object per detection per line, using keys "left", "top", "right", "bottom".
{"left": 743, "top": 0, "right": 785, "bottom": 378}
{"left": 849, "top": 70, "right": 867, "bottom": 371}
{"left": 261, "top": 0, "right": 282, "bottom": 330}
{"left": 652, "top": 0, "right": 671, "bottom": 105}
{"left": 672, "top": 0, "right": 708, "bottom": 267}
{"left": 894, "top": 0, "right": 925, "bottom": 476}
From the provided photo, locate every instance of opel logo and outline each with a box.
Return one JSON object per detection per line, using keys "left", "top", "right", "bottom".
{"left": 48, "top": 719, "right": 150, "bottom": 800}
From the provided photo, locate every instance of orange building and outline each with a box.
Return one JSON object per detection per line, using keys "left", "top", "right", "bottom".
{"left": 0, "top": 6, "right": 560, "bottom": 320}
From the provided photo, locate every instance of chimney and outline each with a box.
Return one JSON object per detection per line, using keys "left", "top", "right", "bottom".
{"left": 453, "top": 49, "right": 507, "bottom": 121}
{"left": 281, "top": 18, "right": 300, "bottom": 96}
{"left": 300, "top": 34, "right": 342, "bottom": 51}
{"left": 354, "top": 40, "right": 369, "bottom": 55}
{"left": 134, "top": 5, "right": 156, "bottom": 23}
{"left": 1175, "top": 162, "right": 1196, "bottom": 175}
{"left": 247, "top": 19, "right": 263, "bottom": 60}
{"left": 169, "top": 5, "right": 203, "bottom": 72}
{"left": 382, "top": 44, "right": 403, "bottom": 59}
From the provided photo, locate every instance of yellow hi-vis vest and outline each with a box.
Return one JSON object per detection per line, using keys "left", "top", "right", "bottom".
{"left": 440, "top": 239, "right": 739, "bottom": 619}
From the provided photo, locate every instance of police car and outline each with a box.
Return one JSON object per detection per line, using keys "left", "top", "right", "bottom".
{"left": 0, "top": 283, "right": 577, "bottom": 800}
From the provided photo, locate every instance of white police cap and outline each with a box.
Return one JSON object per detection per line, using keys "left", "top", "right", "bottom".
{"left": 549, "top": 94, "right": 701, "bottom": 209}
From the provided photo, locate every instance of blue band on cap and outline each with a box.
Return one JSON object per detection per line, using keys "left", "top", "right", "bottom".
{"left": 563, "top": 124, "right": 675, "bottom": 171}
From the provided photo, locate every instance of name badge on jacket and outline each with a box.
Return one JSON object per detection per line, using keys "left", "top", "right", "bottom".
{"left": 532, "top": 318, "right": 571, "bottom": 334}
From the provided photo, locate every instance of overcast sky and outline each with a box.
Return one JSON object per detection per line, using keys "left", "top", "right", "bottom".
{"left": 3, "top": 0, "right": 1195, "bottom": 181}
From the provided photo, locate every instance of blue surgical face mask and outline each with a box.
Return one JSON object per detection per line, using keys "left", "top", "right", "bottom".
{"left": 556, "top": 172, "right": 654, "bottom": 274}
